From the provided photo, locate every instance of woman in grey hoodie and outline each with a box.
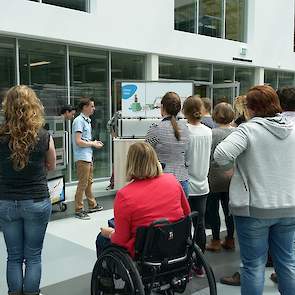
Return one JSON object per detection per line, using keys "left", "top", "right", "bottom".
{"left": 214, "top": 85, "right": 295, "bottom": 295}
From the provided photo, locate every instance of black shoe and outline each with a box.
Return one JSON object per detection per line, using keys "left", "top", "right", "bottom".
{"left": 270, "top": 272, "right": 278, "bottom": 284}
{"left": 75, "top": 210, "right": 91, "bottom": 220}
{"left": 88, "top": 204, "right": 103, "bottom": 213}
{"left": 220, "top": 272, "right": 241, "bottom": 286}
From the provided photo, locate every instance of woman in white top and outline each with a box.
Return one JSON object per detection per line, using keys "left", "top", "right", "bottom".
{"left": 182, "top": 95, "right": 212, "bottom": 277}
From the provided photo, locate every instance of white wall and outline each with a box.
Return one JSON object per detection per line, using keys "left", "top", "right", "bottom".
{"left": 0, "top": 0, "right": 294, "bottom": 71}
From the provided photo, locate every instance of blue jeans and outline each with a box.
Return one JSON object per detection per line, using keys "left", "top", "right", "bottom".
{"left": 234, "top": 216, "right": 295, "bottom": 295}
{"left": 0, "top": 198, "right": 52, "bottom": 294}
{"left": 96, "top": 233, "right": 111, "bottom": 258}
{"left": 180, "top": 180, "right": 189, "bottom": 198}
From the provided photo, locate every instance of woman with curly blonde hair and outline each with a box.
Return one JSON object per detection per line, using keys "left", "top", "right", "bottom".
{"left": 0, "top": 85, "right": 56, "bottom": 295}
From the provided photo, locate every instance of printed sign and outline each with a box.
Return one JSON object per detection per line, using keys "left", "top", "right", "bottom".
{"left": 48, "top": 176, "right": 65, "bottom": 205}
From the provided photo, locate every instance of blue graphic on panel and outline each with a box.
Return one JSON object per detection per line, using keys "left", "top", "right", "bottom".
{"left": 122, "top": 84, "right": 137, "bottom": 99}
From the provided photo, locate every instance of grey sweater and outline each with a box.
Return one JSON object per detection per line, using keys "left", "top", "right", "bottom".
{"left": 214, "top": 115, "right": 295, "bottom": 218}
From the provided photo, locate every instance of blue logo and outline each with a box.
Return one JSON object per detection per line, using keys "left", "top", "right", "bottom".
{"left": 122, "top": 84, "right": 137, "bottom": 100}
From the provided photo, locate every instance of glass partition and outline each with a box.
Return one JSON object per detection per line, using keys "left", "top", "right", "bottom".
{"left": 264, "top": 70, "right": 277, "bottom": 89}
{"left": 174, "top": 0, "right": 197, "bottom": 33}
{"left": 213, "top": 64, "right": 234, "bottom": 83}
{"left": 43, "top": 0, "right": 89, "bottom": 12}
{"left": 111, "top": 52, "right": 145, "bottom": 112}
{"left": 225, "top": 0, "right": 247, "bottom": 42}
{"left": 278, "top": 71, "right": 294, "bottom": 88}
{"left": 0, "top": 36, "right": 16, "bottom": 103}
{"left": 199, "top": 0, "right": 223, "bottom": 38}
{"left": 19, "top": 39, "right": 67, "bottom": 116}
{"left": 235, "top": 66, "right": 255, "bottom": 95}
{"left": 159, "top": 57, "right": 211, "bottom": 82}
{"left": 69, "top": 46, "right": 109, "bottom": 180}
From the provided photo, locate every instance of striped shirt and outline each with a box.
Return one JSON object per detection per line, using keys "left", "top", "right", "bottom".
{"left": 145, "top": 117, "right": 189, "bottom": 181}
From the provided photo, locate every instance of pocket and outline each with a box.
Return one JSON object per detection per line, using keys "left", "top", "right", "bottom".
{"left": 23, "top": 198, "right": 52, "bottom": 222}
{"left": 0, "top": 200, "right": 12, "bottom": 223}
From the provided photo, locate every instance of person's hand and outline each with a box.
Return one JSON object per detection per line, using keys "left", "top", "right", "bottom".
{"left": 92, "top": 140, "right": 104, "bottom": 149}
{"left": 100, "top": 227, "right": 115, "bottom": 238}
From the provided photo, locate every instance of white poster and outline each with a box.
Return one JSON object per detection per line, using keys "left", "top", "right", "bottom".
{"left": 121, "top": 81, "right": 193, "bottom": 118}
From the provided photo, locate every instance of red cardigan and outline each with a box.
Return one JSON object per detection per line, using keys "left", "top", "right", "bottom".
{"left": 111, "top": 173, "right": 191, "bottom": 257}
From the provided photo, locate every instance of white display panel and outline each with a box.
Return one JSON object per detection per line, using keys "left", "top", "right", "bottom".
{"left": 121, "top": 81, "right": 194, "bottom": 118}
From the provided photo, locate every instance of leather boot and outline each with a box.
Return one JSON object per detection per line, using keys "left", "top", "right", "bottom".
{"left": 206, "top": 239, "right": 221, "bottom": 251}
{"left": 221, "top": 237, "right": 235, "bottom": 250}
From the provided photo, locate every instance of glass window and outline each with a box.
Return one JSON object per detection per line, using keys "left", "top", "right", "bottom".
{"left": 264, "top": 70, "right": 277, "bottom": 89}
{"left": 19, "top": 39, "right": 67, "bottom": 116}
{"left": 278, "top": 71, "right": 294, "bottom": 88}
{"left": 159, "top": 57, "right": 211, "bottom": 82}
{"left": 43, "top": 0, "right": 88, "bottom": 12}
{"left": 225, "top": 0, "right": 247, "bottom": 42}
{"left": 174, "top": 0, "right": 197, "bottom": 33}
{"left": 213, "top": 64, "right": 234, "bottom": 83}
{"left": 235, "top": 66, "right": 255, "bottom": 95}
{"left": 69, "top": 46, "right": 109, "bottom": 179}
{"left": 0, "top": 36, "right": 16, "bottom": 104}
{"left": 199, "top": 0, "right": 223, "bottom": 38}
{"left": 111, "top": 52, "right": 145, "bottom": 112}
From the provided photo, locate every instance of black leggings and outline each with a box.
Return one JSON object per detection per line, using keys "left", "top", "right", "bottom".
{"left": 189, "top": 195, "right": 208, "bottom": 255}
{"left": 206, "top": 192, "right": 234, "bottom": 240}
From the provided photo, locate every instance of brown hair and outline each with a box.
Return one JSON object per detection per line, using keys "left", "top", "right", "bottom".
{"left": 233, "top": 95, "right": 250, "bottom": 121}
{"left": 182, "top": 95, "right": 203, "bottom": 122}
{"left": 126, "top": 142, "right": 162, "bottom": 181}
{"left": 212, "top": 102, "right": 235, "bottom": 124}
{"left": 246, "top": 85, "right": 282, "bottom": 117}
{"left": 200, "top": 97, "right": 212, "bottom": 113}
{"left": 161, "top": 92, "right": 181, "bottom": 141}
{"left": 78, "top": 97, "right": 93, "bottom": 112}
{"left": 0, "top": 85, "right": 44, "bottom": 170}
{"left": 276, "top": 87, "right": 295, "bottom": 112}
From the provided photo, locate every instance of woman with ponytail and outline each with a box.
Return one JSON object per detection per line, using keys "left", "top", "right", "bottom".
{"left": 182, "top": 95, "right": 212, "bottom": 277}
{"left": 145, "top": 92, "right": 190, "bottom": 196}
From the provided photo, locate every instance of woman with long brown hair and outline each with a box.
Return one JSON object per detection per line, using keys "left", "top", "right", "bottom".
{"left": 0, "top": 85, "right": 56, "bottom": 295}
{"left": 145, "top": 92, "right": 190, "bottom": 196}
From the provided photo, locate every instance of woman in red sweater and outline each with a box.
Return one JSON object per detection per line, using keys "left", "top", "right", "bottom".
{"left": 97, "top": 142, "right": 191, "bottom": 257}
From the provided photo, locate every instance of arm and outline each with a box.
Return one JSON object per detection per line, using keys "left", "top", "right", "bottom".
{"left": 45, "top": 136, "right": 56, "bottom": 171}
{"left": 75, "top": 132, "right": 103, "bottom": 149}
{"left": 110, "top": 191, "right": 132, "bottom": 247}
{"left": 214, "top": 126, "right": 249, "bottom": 169}
{"left": 180, "top": 186, "right": 191, "bottom": 216}
{"left": 145, "top": 123, "right": 159, "bottom": 147}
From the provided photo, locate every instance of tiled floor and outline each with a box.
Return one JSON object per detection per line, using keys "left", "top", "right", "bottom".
{"left": 0, "top": 197, "right": 280, "bottom": 295}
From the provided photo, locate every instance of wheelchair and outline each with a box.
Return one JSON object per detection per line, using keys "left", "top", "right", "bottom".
{"left": 91, "top": 212, "right": 217, "bottom": 295}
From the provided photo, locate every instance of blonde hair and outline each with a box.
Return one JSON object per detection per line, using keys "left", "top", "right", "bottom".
{"left": 0, "top": 85, "right": 45, "bottom": 170}
{"left": 126, "top": 142, "right": 162, "bottom": 181}
{"left": 233, "top": 95, "right": 250, "bottom": 121}
{"left": 182, "top": 95, "right": 204, "bottom": 122}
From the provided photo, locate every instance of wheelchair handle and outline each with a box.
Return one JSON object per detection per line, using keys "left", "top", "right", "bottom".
{"left": 189, "top": 211, "right": 199, "bottom": 222}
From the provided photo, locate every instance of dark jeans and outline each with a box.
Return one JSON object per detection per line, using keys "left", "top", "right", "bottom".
{"left": 180, "top": 180, "right": 189, "bottom": 198}
{"left": 206, "top": 192, "right": 234, "bottom": 240}
{"left": 0, "top": 198, "right": 52, "bottom": 294}
{"left": 189, "top": 194, "right": 207, "bottom": 266}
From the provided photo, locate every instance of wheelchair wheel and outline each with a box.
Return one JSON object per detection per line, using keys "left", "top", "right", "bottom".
{"left": 190, "top": 243, "right": 217, "bottom": 295}
{"left": 91, "top": 246, "right": 145, "bottom": 295}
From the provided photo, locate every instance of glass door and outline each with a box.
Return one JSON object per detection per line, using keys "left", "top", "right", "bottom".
{"left": 210, "top": 82, "right": 240, "bottom": 107}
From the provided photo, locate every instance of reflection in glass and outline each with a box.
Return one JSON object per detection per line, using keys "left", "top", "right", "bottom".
{"left": 19, "top": 39, "right": 67, "bottom": 116}
{"left": 264, "top": 70, "right": 277, "bottom": 89}
{"left": 174, "top": 0, "right": 197, "bottom": 33}
{"left": 0, "top": 36, "right": 16, "bottom": 104}
{"left": 43, "top": 0, "right": 88, "bottom": 12}
{"left": 213, "top": 64, "right": 234, "bottom": 83}
{"left": 159, "top": 57, "right": 211, "bottom": 82}
{"left": 199, "top": 0, "right": 223, "bottom": 38}
{"left": 225, "top": 0, "right": 247, "bottom": 42}
{"left": 69, "top": 46, "right": 109, "bottom": 180}
{"left": 235, "top": 66, "right": 255, "bottom": 95}
{"left": 278, "top": 71, "right": 294, "bottom": 88}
